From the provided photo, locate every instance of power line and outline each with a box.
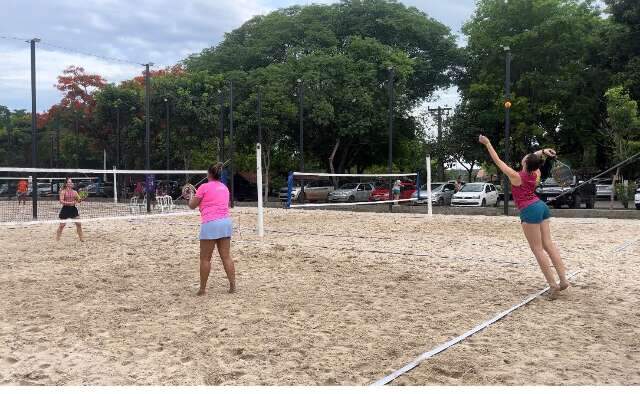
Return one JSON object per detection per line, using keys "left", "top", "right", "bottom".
{"left": 1, "top": 35, "right": 146, "bottom": 66}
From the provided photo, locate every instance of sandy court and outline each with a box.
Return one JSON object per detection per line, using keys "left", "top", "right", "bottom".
{"left": 1, "top": 208, "right": 639, "bottom": 385}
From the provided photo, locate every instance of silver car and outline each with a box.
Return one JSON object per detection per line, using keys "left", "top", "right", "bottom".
{"left": 411, "top": 183, "right": 456, "bottom": 205}
{"left": 279, "top": 180, "right": 335, "bottom": 203}
{"left": 327, "top": 182, "right": 374, "bottom": 202}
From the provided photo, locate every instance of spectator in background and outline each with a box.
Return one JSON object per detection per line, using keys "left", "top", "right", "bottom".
{"left": 392, "top": 180, "right": 401, "bottom": 204}
{"left": 16, "top": 179, "right": 28, "bottom": 205}
{"left": 455, "top": 175, "right": 463, "bottom": 192}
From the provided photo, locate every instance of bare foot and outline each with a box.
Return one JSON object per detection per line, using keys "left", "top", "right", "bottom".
{"left": 197, "top": 288, "right": 207, "bottom": 296}
{"left": 558, "top": 280, "right": 570, "bottom": 291}
{"left": 228, "top": 284, "right": 236, "bottom": 294}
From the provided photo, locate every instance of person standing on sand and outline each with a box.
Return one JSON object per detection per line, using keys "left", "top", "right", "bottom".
{"left": 187, "top": 163, "right": 236, "bottom": 296}
{"left": 479, "top": 134, "right": 570, "bottom": 294}
{"left": 56, "top": 177, "right": 85, "bottom": 242}
{"left": 16, "top": 179, "right": 28, "bottom": 205}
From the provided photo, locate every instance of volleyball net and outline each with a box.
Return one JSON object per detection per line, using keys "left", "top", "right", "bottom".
{"left": 0, "top": 166, "right": 211, "bottom": 225}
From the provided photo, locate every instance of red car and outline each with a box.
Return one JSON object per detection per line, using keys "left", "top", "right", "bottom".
{"left": 369, "top": 181, "right": 417, "bottom": 202}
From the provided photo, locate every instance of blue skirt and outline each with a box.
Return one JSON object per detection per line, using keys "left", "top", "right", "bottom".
{"left": 199, "top": 217, "right": 233, "bottom": 240}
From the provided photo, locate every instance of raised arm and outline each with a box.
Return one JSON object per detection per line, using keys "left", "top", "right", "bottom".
{"left": 478, "top": 135, "right": 522, "bottom": 187}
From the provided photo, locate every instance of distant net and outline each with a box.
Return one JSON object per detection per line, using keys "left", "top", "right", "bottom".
{"left": 283, "top": 171, "right": 421, "bottom": 208}
{"left": 0, "top": 167, "right": 210, "bottom": 225}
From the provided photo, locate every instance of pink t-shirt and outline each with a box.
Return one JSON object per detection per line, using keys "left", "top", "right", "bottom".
{"left": 512, "top": 170, "right": 540, "bottom": 210}
{"left": 195, "top": 180, "right": 230, "bottom": 224}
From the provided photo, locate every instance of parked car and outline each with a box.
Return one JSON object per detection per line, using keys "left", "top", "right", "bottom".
{"left": 635, "top": 186, "right": 640, "bottom": 210}
{"left": 494, "top": 184, "right": 513, "bottom": 201}
{"left": 451, "top": 182, "right": 499, "bottom": 207}
{"left": 595, "top": 178, "right": 615, "bottom": 200}
{"left": 0, "top": 183, "right": 8, "bottom": 196}
{"left": 27, "top": 182, "right": 53, "bottom": 197}
{"left": 369, "top": 181, "right": 416, "bottom": 202}
{"left": 278, "top": 180, "right": 335, "bottom": 203}
{"left": 85, "top": 181, "right": 115, "bottom": 198}
{"left": 327, "top": 182, "right": 374, "bottom": 202}
{"left": 411, "top": 182, "right": 456, "bottom": 205}
{"left": 535, "top": 177, "right": 596, "bottom": 208}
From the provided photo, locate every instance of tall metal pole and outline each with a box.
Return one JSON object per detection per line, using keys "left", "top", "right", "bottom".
{"left": 257, "top": 87, "right": 262, "bottom": 146}
{"left": 116, "top": 105, "right": 120, "bottom": 168}
{"left": 388, "top": 67, "right": 394, "bottom": 209}
{"left": 229, "top": 81, "right": 235, "bottom": 208}
{"left": 504, "top": 47, "right": 511, "bottom": 216}
{"left": 144, "top": 63, "right": 152, "bottom": 213}
{"left": 30, "top": 38, "right": 39, "bottom": 219}
{"left": 218, "top": 90, "right": 224, "bottom": 162}
{"left": 298, "top": 79, "right": 304, "bottom": 172}
{"left": 164, "top": 97, "right": 170, "bottom": 173}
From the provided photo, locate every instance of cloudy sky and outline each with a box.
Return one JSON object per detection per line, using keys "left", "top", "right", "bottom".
{"left": 0, "top": 0, "right": 475, "bottom": 113}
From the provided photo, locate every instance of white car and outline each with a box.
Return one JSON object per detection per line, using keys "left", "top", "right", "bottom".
{"left": 635, "top": 187, "right": 640, "bottom": 210}
{"left": 451, "top": 182, "right": 499, "bottom": 207}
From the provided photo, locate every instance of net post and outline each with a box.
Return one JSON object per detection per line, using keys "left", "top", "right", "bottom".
{"left": 113, "top": 166, "right": 118, "bottom": 204}
{"left": 256, "top": 143, "right": 264, "bottom": 237}
{"left": 286, "top": 171, "right": 293, "bottom": 209}
{"left": 426, "top": 155, "right": 432, "bottom": 217}
{"left": 416, "top": 171, "right": 421, "bottom": 200}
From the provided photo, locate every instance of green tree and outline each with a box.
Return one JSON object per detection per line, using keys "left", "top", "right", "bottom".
{"left": 460, "top": 0, "right": 610, "bottom": 170}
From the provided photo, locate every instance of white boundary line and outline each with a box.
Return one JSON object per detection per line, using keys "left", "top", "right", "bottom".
{"left": 371, "top": 271, "right": 581, "bottom": 386}
{"left": 293, "top": 172, "right": 417, "bottom": 177}
{"left": 0, "top": 210, "right": 199, "bottom": 227}
{"left": 0, "top": 166, "right": 206, "bottom": 175}
{"left": 290, "top": 197, "right": 418, "bottom": 208}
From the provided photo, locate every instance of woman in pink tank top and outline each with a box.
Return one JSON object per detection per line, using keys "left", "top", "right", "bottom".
{"left": 56, "top": 177, "right": 85, "bottom": 242}
{"left": 187, "top": 163, "right": 236, "bottom": 296}
{"left": 479, "top": 135, "right": 570, "bottom": 295}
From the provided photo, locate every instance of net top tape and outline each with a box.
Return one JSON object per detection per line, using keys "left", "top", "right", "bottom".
{"left": 292, "top": 172, "right": 418, "bottom": 178}
{"left": 0, "top": 167, "right": 207, "bottom": 175}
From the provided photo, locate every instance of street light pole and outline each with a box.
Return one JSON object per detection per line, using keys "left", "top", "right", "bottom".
{"left": 30, "top": 38, "right": 40, "bottom": 219}
{"left": 115, "top": 101, "right": 121, "bottom": 169}
{"left": 144, "top": 63, "right": 152, "bottom": 213}
{"left": 229, "top": 80, "right": 235, "bottom": 208}
{"left": 503, "top": 46, "right": 512, "bottom": 216}
{"left": 218, "top": 89, "right": 224, "bottom": 162}
{"left": 257, "top": 86, "right": 262, "bottom": 146}
{"left": 388, "top": 67, "right": 394, "bottom": 210}
{"left": 297, "top": 79, "right": 304, "bottom": 172}
{"left": 164, "top": 97, "right": 170, "bottom": 173}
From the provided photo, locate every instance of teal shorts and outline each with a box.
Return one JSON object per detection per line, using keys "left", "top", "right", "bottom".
{"left": 519, "top": 200, "right": 551, "bottom": 224}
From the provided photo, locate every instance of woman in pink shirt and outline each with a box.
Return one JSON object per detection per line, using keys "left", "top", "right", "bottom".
{"left": 187, "top": 163, "right": 235, "bottom": 295}
{"left": 479, "top": 135, "right": 570, "bottom": 295}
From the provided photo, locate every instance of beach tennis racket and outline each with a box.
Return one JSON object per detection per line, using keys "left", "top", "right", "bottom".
{"left": 181, "top": 184, "right": 196, "bottom": 200}
{"left": 551, "top": 159, "right": 574, "bottom": 187}
{"left": 77, "top": 190, "right": 89, "bottom": 200}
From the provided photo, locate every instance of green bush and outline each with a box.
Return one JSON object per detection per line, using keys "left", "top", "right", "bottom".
{"left": 614, "top": 181, "right": 637, "bottom": 208}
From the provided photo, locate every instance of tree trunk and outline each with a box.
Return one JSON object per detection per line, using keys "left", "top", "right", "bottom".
{"left": 337, "top": 141, "right": 352, "bottom": 174}
{"left": 329, "top": 138, "right": 340, "bottom": 187}
{"left": 610, "top": 167, "right": 619, "bottom": 210}
{"left": 467, "top": 163, "right": 475, "bottom": 182}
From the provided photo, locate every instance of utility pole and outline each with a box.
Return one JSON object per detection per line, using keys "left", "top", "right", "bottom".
{"left": 144, "top": 62, "right": 153, "bottom": 213}
{"left": 218, "top": 89, "right": 224, "bottom": 162}
{"left": 503, "top": 46, "right": 512, "bottom": 216}
{"left": 229, "top": 80, "right": 235, "bottom": 208}
{"left": 388, "top": 67, "right": 394, "bottom": 211}
{"left": 427, "top": 105, "right": 452, "bottom": 181}
{"left": 30, "top": 38, "right": 40, "bottom": 219}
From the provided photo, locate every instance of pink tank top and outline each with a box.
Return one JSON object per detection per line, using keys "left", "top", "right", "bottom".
{"left": 61, "top": 189, "right": 77, "bottom": 206}
{"left": 512, "top": 171, "right": 540, "bottom": 210}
